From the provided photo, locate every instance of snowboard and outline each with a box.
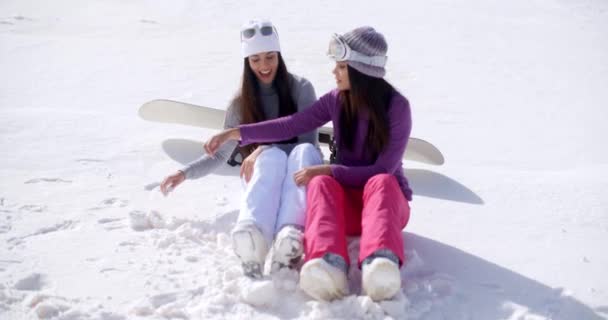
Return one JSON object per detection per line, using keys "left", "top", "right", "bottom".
{"left": 139, "top": 99, "right": 445, "bottom": 166}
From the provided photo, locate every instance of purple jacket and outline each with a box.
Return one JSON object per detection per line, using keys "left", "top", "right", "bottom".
{"left": 239, "top": 89, "right": 412, "bottom": 201}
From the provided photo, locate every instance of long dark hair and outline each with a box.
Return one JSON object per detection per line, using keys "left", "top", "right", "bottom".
{"left": 231, "top": 52, "right": 297, "bottom": 156}
{"left": 339, "top": 65, "right": 395, "bottom": 158}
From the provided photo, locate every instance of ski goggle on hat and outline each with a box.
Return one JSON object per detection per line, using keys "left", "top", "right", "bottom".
{"left": 240, "top": 19, "right": 281, "bottom": 57}
{"left": 327, "top": 33, "right": 387, "bottom": 67}
{"left": 241, "top": 21, "right": 276, "bottom": 40}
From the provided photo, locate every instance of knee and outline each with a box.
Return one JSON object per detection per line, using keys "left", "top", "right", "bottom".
{"left": 306, "top": 175, "right": 342, "bottom": 216}
{"left": 257, "top": 146, "right": 287, "bottom": 165}
{"left": 364, "top": 174, "right": 398, "bottom": 192}
{"left": 308, "top": 175, "right": 339, "bottom": 192}
{"left": 288, "top": 143, "right": 322, "bottom": 163}
{"left": 291, "top": 143, "right": 316, "bottom": 155}
{"left": 260, "top": 146, "right": 287, "bottom": 159}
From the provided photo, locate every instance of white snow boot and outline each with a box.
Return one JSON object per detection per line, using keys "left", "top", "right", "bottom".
{"left": 232, "top": 224, "right": 268, "bottom": 279}
{"left": 271, "top": 225, "right": 304, "bottom": 272}
{"left": 299, "top": 257, "right": 348, "bottom": 301}
{"left": 362, "top": 257, "right": 401, "bottom": 301}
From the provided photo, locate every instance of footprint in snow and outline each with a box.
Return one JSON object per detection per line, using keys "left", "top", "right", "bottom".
{"left": 0, "top": 224, "right": 11, "bottom": 234}
{"left": 19, "top": 205, "right": 47, "bottom": 213}
{"left": 8, "top": 220, "right": 76, "bottom": 245}
{"left": 76, "top": 158, "right": 105, "bottom": 164}
{"left": 89, "top": 198, "right": 129, "bottom": 210}
{"left": 0, "top": 259, "right": 22, "bottom": 273}
{"left": 0, "top": 16, "right": 33, "bottom": 26}
{"left": 118, "top": 241, "right": 138, "bottom": 247}
{"left": 98, "top": 218, "right": 122, "bottom": 224}
{"left": 13, "top": 273, "right": 49, "bottom": 291}
{"left": 24, "top": 178, "right": 72, "bottom": 184}
{"left": 97, "top": 217, "right": 126, "bottom": 231}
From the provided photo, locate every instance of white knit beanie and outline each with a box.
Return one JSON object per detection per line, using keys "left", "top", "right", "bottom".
{"left": 240, "top": 19, "right": 281, "bottom": 58}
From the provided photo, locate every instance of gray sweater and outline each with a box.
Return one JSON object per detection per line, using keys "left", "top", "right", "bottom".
{"left": 181, "top": 74, "right": 318, "bottom": 179}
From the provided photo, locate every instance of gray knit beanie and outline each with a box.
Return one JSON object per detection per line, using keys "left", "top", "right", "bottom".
{"left": 341, "top": 26, "right": 388, "bottom": 78}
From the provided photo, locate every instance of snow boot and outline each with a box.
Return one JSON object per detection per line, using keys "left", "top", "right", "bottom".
{"left": 270, "top": 225, "right": 304, "bottom": 272}
{"left": 299, "top": 255, "right": 348, "bottom": 301}
{"left": 232, "top": 224, "right": 268, "bottom": 279}
{"left": 362, "top": 257, "right": 401, "bottom": 301}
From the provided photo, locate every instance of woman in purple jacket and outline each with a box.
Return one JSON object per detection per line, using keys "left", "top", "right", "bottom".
{"left": 205, "top": 26, "right": 412, "bottom": 302}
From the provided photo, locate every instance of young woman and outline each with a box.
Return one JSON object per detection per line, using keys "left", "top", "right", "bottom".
{"left": 204, "top": 26, "right": 412, "bottom": 302}
{"left": 160, "top": 19, "right": 323, "bottom": 279}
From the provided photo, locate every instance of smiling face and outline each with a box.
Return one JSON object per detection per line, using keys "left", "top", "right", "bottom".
{"left": 247, "top": 51, "right": 279, "bottom": 85}
{"left": 333, "top": 61, "right": 351, "bottom": 91}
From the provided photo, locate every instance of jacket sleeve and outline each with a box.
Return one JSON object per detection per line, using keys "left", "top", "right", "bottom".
{"left": 239, "top": 91, "right": 335, "bottom": 146}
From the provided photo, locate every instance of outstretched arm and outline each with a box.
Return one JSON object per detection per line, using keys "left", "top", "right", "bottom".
{"left": 204, "top": 91, "right": 337, "bottom": 156}
{"left": 161, "top": 103, "right": 241, "bottom": 195}
{"left": 239, "top": 93, "right": 333, "bottom": 145}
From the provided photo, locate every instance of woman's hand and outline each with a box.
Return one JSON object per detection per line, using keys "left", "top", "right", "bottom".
{"left": 294, "top": 164, "right": 332, "bottom": 186}
{"left": 160, "top": 171, "right": 186, "bottom": 196}
{"left": 204, "top": 128, "right": 241, "bottom": 156}
{"left": 240, "top": 146, "right": 265, "bottom": 183}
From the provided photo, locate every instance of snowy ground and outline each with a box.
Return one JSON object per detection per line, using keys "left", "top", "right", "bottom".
{"left": 1, "top": 0, "right": 607, "bottom": 319}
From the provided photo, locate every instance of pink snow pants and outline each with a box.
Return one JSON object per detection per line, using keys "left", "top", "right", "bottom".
{"left": 304, "top": 173, "right": 410, "bottom": 267}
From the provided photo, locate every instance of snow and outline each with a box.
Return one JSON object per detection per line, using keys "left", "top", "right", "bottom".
{"left": 1, "top": 0, "right": 607, "bottom": 319}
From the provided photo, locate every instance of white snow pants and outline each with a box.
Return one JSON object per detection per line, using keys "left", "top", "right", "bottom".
{"left": 234, "top": 143, "right": 323, "bottom": 245}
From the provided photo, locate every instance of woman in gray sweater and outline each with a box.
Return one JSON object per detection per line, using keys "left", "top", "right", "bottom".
{"left": 160, "top": 19, "right": 322, "bottom": 278}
